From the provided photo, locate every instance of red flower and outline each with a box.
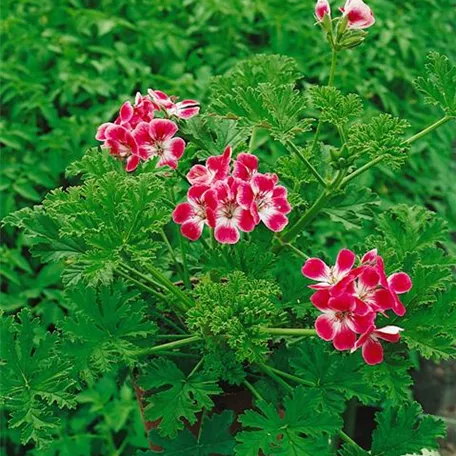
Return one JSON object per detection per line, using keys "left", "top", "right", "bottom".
{"left": 115, "top": 92, "right": 156, "bottom": 129}
{"left": 352, "top": 325, "right": 403, "bottom": 365}
{"left": 340, "top": 0, "right": 375, "bottom": 29}
{"left": 312, "top": 292, "right": 375, "bottom": 350}
{"left": 302, "top": 249, "right": 357, "bottom": 292}
{"left": 187, "top": 146, "right": 232, "bottom": 186}
{"left": 376, "top": 256, "right": 412, "bottom": 317}
{"left": 315, "top": 0, "right": 331, "bottom": 21}
{"left": 96, "top": 124, "right": 145, "bottom": 172}
{"left": 233, "top": 153, "right": 259, "bottom": 182}
{"left": 212, "top": 177, "right": 256, "bottom": 244}
{"left": 172, "top": 185, "right": 217, "bottom": 241}
{"left": 148, "top": 89, "right": 200, "bottom": 119}
{"left": 133, "top": 119, "right": 185, "bottom": 169}
{"left": 238, "top": 173, "right": 291, "bottom": 232}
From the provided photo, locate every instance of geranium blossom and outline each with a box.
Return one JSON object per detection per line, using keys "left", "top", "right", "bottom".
{"left": 172, "top": 185, "right": 217, "bottom": 241}
{"left": 233, "top": 152, "right": 258, "bottom": 182}
{"left": 212, "top": 177, "right": 256, "bottom": 244}
{"left": 304, "top": 248, "right": 412, "bottom": 364}
{"left": 238, "top": 173, "right": 291, "bottom": 232}
{"left": 312, "top": 292, "right": 375, "bottom": 350}
{"left": 95, "top": 124, "right": 146, "bottom": 172}
{"left": 115, "top": 92, "right": 156, "bottom": 129}
{"left": 315, "top": 0, "right": 331, "bottom": 21}
{"left": 301, "top": 249, "right": 357, "bottom": 293}
{"left": 148, "top": 89, "right": 200, "bottom": 119}
{"left": 187, "top": 146, "right": 232, "bottom": 186}
{"left": 340, "top": 0, "right": 375, "bottom": 29}
{"left": 351, "top": 325, "right": 403, "bottom": 365}
{"left": 133, "top": 119, "right": 185, "bottom": 169}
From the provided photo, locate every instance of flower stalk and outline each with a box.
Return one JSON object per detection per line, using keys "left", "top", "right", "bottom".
{"left": 135, "top": 335, "right": 201, "bottom": 357}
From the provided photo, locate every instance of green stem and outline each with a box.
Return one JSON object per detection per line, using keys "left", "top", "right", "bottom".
{"left": 287, "top": 141, "right": 327, "bottom": 187}
{"left": 249, "top": 127, "right": 258, "bottom": 153}
{"left": 260, "top": 365, "right": 293, "bottom": 392}
{"left": 243, "top": 379, "right": 265, "bottom": 401}
{"left": 262, "top": 327, "right": 317, "bottom": 336}
{"left": 338, "top": 430, "right": 364, "bottom": 451}
{"left": 276, "top": 237, "right": 309, "bottom": 260}
{"left": 141, "top": 263, "right": 194, "bottom": 311}
{"left": 328, "top": 48, "right": 338, "bottom": 87}
{"left": 135, "top": 335, "right": 201, "bottom": 357}
{"left": 265, "top": 365, "right": 314, "bottom": 387}
{"left": 178, "top": 230, "right": 192, "bottom": 289}
{"left": 154, "top": 350, "right": 199, "bottom": 359}
{"left": 310, "top": 121, "right": 323, "bottom": 154}
{"left": 117, "top": 269, "right": 166, "bottom": 302}
{"left": 188, "top": 358, "right": 204, "bottom": 378}
{"left": 340, "top": 156, "right": 384, "bottom": 187}
{"left": 405, "top": 115, "right": 452, "bottom": 145}
{"left": 161, "top": 229, "right": 186, "bottom": 284}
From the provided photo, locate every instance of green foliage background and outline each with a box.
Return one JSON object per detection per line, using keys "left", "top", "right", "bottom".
{"left": 1, "top": 0, "right": 455, "bottom": 454}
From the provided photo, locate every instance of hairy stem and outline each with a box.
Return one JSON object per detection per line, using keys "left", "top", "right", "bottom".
{"left": 135, "top": 335, "right": 201, "bottom": 357}
{"left": 249, "top": 127, "right": 258, "bottom": 153}
{"left": 160, "top": 228, "right": 186, "bottom": 284}
{"left": 178, "top": 230, "right": 192, "bottom": 289}
{"left": 340, "top": 156, "right": 384, "bottom": 187}
{"left": 338, "top": 430, "right": 364, "bottom": 451}
{"left": 405, "top": 115, "right": 453, "bottom": 145}
{"left": 262, "top": 327, "right": 317, "bottom": 336}
{"left": 287, "top": 141, "right": 327, "bottom": 187}
{"left": 328, "top": 48, "right": 338, "bottom": 87}
{"left": 260, "top": 364, "right": 293, "bottom": 392}
{"left": 265, "top": 365, "right": 314, "bottom": 387}
{"left": 243, "top": 379, "right": 265, "bottom": 402}
{"left": 276, "top": 237, "right": 309, "bottom": 259}
{"left": 117, "top": 269, "right": 166, "bottom": 301}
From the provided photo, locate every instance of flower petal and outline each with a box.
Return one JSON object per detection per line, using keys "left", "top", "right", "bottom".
{"left": 335, "top": 249, "right": 356, "bottom": 275}
{"left": 333, "top": 323, "right": 357, "bottom": 350}
{"left": 237, "top": 208, "right": 256, "bottom": 232}
{"left": 172, "top": 202, "right": 194, "bottom": 224}
{"left": 315, "top": 314, "right": 336, "bottom": 341}
{"left": 388, "top": 272, "right": 412, "bottom": 294}
{"left": 149, "top": 119, "right": 178, "bottom": 141}
{"left": 261, "top": 211, "right": 288, "bottom": 232}
{"left": 126, "top": 154, "right": 140, "bottom": 172}
{"left": 187, "top": 165, "right": 213, "bottom": 185}
{"left": 301, "top": 258, "right": 331, "bottom": 281}
{"left": 214, "top": 222, "right": 240, "bottom": 244}
{"left": 374, "top": 326, "right": 403, "bottom": 343}
{"left": 362, "top": 338, "right": 384, "bottom": 365}
{"left": 120, "top": 101, "right": 134, "bottom": 123}
{"left": 233, "top": 152, "right": 259, "bottom": 181}
{"left": 181, "top": 219, "right": 204, "bottom": 241}
{"left": 311, "top": 289, "right": 331, "bottom": 311}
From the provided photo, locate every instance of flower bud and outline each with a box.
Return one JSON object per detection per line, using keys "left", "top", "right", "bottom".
{"left": 340, "top": 0, "right": 375, "bottom": 30}
{"left": 315, "top": 0, "right": 331, "bottom": 22}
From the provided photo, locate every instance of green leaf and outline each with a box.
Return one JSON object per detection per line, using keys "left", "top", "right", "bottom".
{"left": 309, "top": 86, "right": 363, "bottom": 126}
{"left": 348, "top": 114, "right": 410, "bottom": 168}
{"left": 61, "top": 283, "right": 157, "bottom": 378}
{"left": 370, "top": 402, "right": 446, "bottom": 456}
{"left": 138, "top": 359, "right": 222, "bottom": 439}
{"left": 140, "top": 411, "right": 235, "bottom": 455}
{"left": 289, "top": 340, "right": 378, "bottom": 414}
{"left": 0, "top": 309, "right": 76, "bottom": 448}
{"left": 235, "top": 387, "right": 340, "bottom": 456}
{"left": 414, "top": 52, "right": 456, "bottom": 116}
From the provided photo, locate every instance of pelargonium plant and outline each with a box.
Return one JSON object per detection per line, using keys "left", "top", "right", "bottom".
{"left": 2, "top": 1, "right": 456, "bottom": 455}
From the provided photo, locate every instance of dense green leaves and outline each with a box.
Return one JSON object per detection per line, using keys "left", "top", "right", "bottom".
{"left": 414, "top": 52, "right": 456, "bottom": 116}
{"left": 236, "top": 387, "right": 340, "bottom": 456}
{"left": 140, "top": 411, "right": 235, "bottom": 455}
{"left": 370, "top": 402, "right": 446, "bottom": 456}
{"left": 138, "top": 359, "right": 222, "bottom": 439}
{"left": 0, "top": 309, "right": 76, "bottom": 448}
{"left": 188, "top": 272, "right": 284, "bottom": 364}
{"left": 61, "top": 283, "right": 157, "bottom": 378}
{"left": 4, "top": 150, "right": 169, "bottom": 286}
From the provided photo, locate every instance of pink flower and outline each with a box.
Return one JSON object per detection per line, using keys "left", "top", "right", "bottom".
{"left": 315, "top": 0, "right": 331, "bottom": 21}
{"left": 96, "top": 123, "right": 145, "bottom": 172}
{"left": 133, "top": 119, "right": 185, "bottom": 169}
{"left": 376, "top": 256, "right": 412, "bottom": 317}
{"left": 115, "top": 92, "right": 156, "bottom": 129}
{"left": 148, "top": 89, "right": 200, "bottom": 119}
{"left": 301, "top": 249, "right": 357, "bottom": 293}
{"left": 212, "top": 177, "right": 256, "bottom": 244}
{"left": 340, "top": 0, "right": 375, "bottom": 29}
{"left": 172, "top": 185, "right": 217, "bottom": 241}
{"left": 187, "top": 146, "right": 232, "bottom": 186}
{"left": 238, "top": 173, "right": 291, "bottom": 232}
{"left": 233, "top": 153, "right": 259, "bottom": 182}
{"left": 312, "top": 292, "right": 375, "bottom": 350}
{"left": 352, "top": 325, "right": 403, "bottom": 365}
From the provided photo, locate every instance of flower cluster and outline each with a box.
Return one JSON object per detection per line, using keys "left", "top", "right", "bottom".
{"left": 302, "top": 249, "right": 412, "bottom": 365}
{"left": 96, "top": 90, "right": 199, "bottom": 172}
{"left": 173, "top": 147, "right": 292, "bottom": 244}
{"left": 315, "top": 0, "right": 375, "bottom": 30}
